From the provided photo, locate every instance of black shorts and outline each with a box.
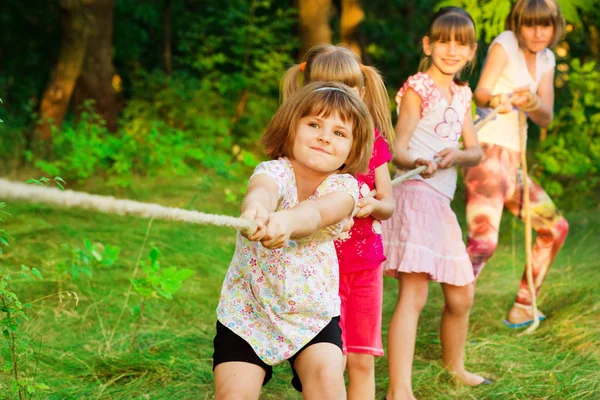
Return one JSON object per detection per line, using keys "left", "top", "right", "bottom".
{"left": 212, "top": 316, "right": 342, "bottom": 392}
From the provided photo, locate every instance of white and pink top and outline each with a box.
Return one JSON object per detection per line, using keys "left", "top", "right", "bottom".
{"left": 217, "top": 158, "right": 359, "bottom": 365}
{"left": 395, "top": 72, "right": 473, "bottom": 199}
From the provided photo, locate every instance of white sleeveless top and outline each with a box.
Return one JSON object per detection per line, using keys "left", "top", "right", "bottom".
{"left": 395, "top": 72, "right": 473, "bottom": 199}
{"left": 476, "top": 31, "right": 556, "bottom": 151}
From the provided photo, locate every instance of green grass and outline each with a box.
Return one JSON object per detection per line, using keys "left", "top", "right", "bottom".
{"left": 1, "top": 172, "right": 599, "bottom": 399}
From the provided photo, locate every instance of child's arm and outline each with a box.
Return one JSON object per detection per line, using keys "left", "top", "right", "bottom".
{"left": 474, "top": 44, "right": 531, "bottom": 113}
{"left": 240, "top": 174, "right": 279, "bottom": 242}
{"left": 355, "top": 164, "right": 394, "bottom": 221}
{"left": 392, "top": 89, "right": 437, "bottom": 178}
{"left": 436, "top": 111, "right": 482, "bottom": 168}
{"left": 522, "top": 69, "right": 555, "bottom": 128}
{"left": 259, "top": 192, "right": 356, "bottom": 249}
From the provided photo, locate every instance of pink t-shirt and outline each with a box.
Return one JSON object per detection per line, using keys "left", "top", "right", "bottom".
{"left": 334, "top": 131, "right": 392, "bottom": 273}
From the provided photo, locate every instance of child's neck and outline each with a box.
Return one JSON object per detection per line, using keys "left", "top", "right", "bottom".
{"left": 290, "top": 159, "right": 333, "bottom": 201}
{"left": 426, "top": 66, "right": 455, "bottom": 101}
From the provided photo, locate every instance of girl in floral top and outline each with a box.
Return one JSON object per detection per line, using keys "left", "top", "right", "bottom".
{"left": 282, "top": 44, "right": 394, "bottom": 400}
{"left": 381, "top": 7, "right": 490, "bottom": 399}
{"left": 213, "top": 81, "right": 374, "bottom": 400}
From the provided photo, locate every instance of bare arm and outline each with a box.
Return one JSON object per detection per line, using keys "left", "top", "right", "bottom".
{"left": 392, "top": 89, "right": 437, "bottom": 177}
{"left": 525, "top": 69, "right": 555, "bottom": 128}
{"left": 356, "top": 163, "right": 394, "bottom": 220}
{"left": 240, "top": 174, "right": 279, "bottom": 241}
{"left": 260, "top": 191, "right": 356, "bottom": 249}
{"left": 474, "top": 43, "right": 509, "bottom": 108}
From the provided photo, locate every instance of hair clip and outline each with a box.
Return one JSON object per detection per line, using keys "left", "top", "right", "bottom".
{"left": 299, "top": 62, "right": 307, "bottom": 71}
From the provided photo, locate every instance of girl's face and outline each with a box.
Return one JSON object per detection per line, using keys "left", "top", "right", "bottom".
{"left": 291, "top": 112, "right": 354, "bottom": 174}
{"left": 423, "top": 34, "right": 476, "bottom": 76}
{"left": 520, "top": 24, "right": 554, "bottom": 53}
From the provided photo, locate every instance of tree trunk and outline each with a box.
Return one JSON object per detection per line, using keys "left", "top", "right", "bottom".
{"left": 37, "top": 0, "right": 90, "bottom": 141}
{"left": 163, "top": 0, "right": 173, "bottom": 75}
{"left": 298, "top": 0, "right": 332, "bottom": 59}
{"left": 340, "top": 0, "right": 364, "bottom": 56}
{"left": 72, "top": 0, "right": 117, "bottom": 131}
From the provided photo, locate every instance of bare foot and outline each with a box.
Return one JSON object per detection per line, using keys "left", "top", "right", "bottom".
{"left": 507, "top": 303, "right": 545, "bottom": 325}
{"left": 451, "top": 369, "right": 487, "bottom": 386}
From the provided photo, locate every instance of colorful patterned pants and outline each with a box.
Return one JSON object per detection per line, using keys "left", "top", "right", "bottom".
{"left": 464, "top": 144, "right": 569, "bottom": 306}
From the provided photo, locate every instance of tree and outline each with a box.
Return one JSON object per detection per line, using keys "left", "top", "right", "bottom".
{"left": 38, "top": 0, "right": 117, "bottom": 140}
{"left": 37, "top": 0, "right": 91, "bottom": 140}
{"left": 340, "top": 0, "right": 364, "bottom": 56}
{"left": 298, "top": 0, "right": 332, "bottom": 59}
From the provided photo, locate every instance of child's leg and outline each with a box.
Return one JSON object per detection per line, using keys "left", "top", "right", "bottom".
{"left": 214, "top": 362, "right": 265, "bottom": 399}
{"left": 464, "top": 145, "right": 514, "bottom": 278}
{"left": 505, "top": 175, "right": 569, "bottom": 323}
{"left": 213, "top": 321, "right": 271, "bottom": 399}
{"left": 440, "top": 282, "right": 485, "bottom": 386}
{"left": 387, "top": 272, "right": 429, "bottom": 400}
{"left": 346, "top": 353, "right": 375, "bottom": 400}
{"left": 342, "top": 267, "right": 384, "bottom": 400}
{"left": 293, "top": 342, "right": 346, "bottom": 400}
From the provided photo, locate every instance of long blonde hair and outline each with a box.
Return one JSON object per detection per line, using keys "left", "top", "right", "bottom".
{"left": 281, "top": 44, "right": 394, "bottom": 148}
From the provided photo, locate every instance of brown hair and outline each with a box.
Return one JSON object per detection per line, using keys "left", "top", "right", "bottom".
{"left": 506, "top": 0, "right": 565, "bottom": 48}
{"left": 418, "top": 7, "right": 477, "bottom": 85}
{"left": 281, "top": 44, "right": 394, "bottom": 148}
{"left": 262, "top": 81, "right": 374, "bottom": 175}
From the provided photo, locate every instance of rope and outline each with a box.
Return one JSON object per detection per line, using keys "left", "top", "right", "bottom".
{"left": 518, "top": 108, "right": 540, "bottom": 335}
{"left": 0, "top": 178, "right": 257, "bottom": 235}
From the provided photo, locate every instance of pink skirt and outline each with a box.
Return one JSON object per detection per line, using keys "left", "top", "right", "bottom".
{"left": 382, "top": 181, "right": 474, "bottom": 286}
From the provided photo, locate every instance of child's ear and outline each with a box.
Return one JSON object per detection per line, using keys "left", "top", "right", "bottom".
{"left": 422, "top": 36, "right": 432, "bottom": 56}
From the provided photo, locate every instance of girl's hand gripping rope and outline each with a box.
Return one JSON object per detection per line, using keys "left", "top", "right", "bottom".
{"left": 240, "top": 204, "right": 269, "bottom": 241}
{"left": 414, "top": 157, "right": 438, "bottom": 179}
{"left": 435, "top": 147, "right": 461, "bottom": 169}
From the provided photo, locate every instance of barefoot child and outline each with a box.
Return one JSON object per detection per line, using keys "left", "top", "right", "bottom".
{"left": 382, "top": 7, "right": 491, "bottom": 399}
{"left": 282, "top": 44, "right": 394, "bottom": 400}
{"left": 213, "top": 81, "right": 374, "bottom": 400}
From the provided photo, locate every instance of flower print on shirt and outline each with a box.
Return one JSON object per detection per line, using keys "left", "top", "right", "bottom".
{"left": 435, "top": 107, "right": 461, "bottom": 142}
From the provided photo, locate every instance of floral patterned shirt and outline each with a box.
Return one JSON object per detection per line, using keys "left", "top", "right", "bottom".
{"left": 216, "top": 157, "right": 359, "bottom": 365}
{"left": 394, "top": 72, "right": 473, "bottom": 199}
{"left": 335, "top": 131, "right": 392, "bottom": 273}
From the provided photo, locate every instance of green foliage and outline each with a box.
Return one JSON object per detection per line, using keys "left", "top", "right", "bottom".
{"left": 131, "top": 247, "right": 194, "bottom": 301}
{"left": 535, "top": 59, "right": 600, "bottom": 203}
{"left": 0, "top": 264, "right": 48, "bottom": 398}
{"left": 56, "top": 239, "right": 120, "bottom": 282}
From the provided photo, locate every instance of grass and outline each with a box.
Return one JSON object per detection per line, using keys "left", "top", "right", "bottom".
{"left": 0, "top": 170, "right": 599, "bottom": 399}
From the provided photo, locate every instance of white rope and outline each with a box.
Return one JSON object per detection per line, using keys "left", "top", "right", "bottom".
{"left": 0, "top": 178, "right": 257, "bottom": 235}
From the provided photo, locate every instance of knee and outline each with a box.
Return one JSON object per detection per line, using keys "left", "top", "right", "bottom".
{"left": 554, "top": 217, "right": 569, "bottom": 243}
{"left": 305, "top": 367, "right": 345, "bottom": 398}
{"left": 445, "top": 287, "right": 474, "bottom": 315}
{"left": 215, "top": 390, "right": 248, "bottom": 400}
{"left": 399, "top": 286, "right": 428, "bottom": 313}
{"left": 467, "top": 238, "right": 498, "bottom": 261}
{"left": 347, "top": 355, "right": 374, "bottom": 377}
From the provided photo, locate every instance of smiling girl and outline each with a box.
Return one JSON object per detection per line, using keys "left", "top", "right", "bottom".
{"left": 381, "top": 7, "right": 490, "bottom": 399}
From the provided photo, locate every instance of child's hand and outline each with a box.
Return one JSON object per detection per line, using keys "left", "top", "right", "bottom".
{"left": 355, "top": 197, "right": 378, "bottom": 219}
{"left": 260, "top": 210, "right": 293, "bottom": 249}
{"left": 415, "top": 158, "right": 437, "bottom": 178}
{"left": 489, "top": 93, "right": 514, "bottom": 114}
{"left": 341, "top": 217, "right": 354, "bottom": 232}
{"left": 435, "top": 147, "right": 460, "bottom": 169}
{"left": 509, "top": 87, "right": 532, "bottom": 109}
{"left": 240, "top": 205, "right": 269, "bottom": 241}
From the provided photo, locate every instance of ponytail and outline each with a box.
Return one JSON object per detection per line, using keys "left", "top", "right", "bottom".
{"left": 281, "top": 64, "right": 303, "bottom": 103}
{"left": 361, "top": 65, "right": 395, "bottom": 147}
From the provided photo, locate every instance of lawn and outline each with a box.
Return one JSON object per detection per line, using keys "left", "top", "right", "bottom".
{"left": 0, "top": 170, "right": 598, "bottom": 399}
